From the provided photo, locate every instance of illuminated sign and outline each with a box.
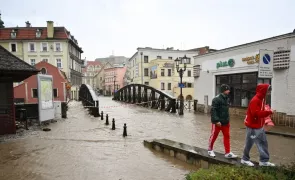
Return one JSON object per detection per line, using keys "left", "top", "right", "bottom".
{"left": 216, "top": 59, "right": 235, "bottom": 69}
{"left": 242, "top": 54, "right": 260, "bottom": 64}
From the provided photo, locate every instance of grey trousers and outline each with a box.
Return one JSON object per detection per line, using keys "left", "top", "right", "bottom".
{"left": 242, "top": 127, "right": 270, "bottom": 162}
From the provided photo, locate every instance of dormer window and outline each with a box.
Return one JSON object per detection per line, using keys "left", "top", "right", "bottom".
{"left": 11, "top": 30, "right": 17, "bottom": 38}
{"left": 36, "top": 29, "right": 42, "bottom": 38}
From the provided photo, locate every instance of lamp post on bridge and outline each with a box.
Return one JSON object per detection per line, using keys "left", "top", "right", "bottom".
{"left": 175, "top": 55, "right": 190, "bottom": 115}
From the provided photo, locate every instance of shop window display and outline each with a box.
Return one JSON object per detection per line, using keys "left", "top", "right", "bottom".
{"left": 216, "top": 72, "right": 271, "bottom": 107}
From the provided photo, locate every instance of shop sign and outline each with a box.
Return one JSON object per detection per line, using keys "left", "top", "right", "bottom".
{"left": 216, "top": 59, "right": 235, "bottom": 69}
{"left": 242, "top": 54, "right": 260, "bottom": 64}
{"left": 163, "top": 63, "right": 174, "bottom": 68}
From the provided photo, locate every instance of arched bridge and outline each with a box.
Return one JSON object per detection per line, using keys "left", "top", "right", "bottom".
{"left": 79, "top": 84, "right": 100, "bottom": 117}
{"left": 113, "top": 84, "right": 177, "bottom": 113}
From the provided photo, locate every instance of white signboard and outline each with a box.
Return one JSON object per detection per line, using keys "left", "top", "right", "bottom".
{"left": 37, "top": 74, "right": 55, "bottom": 123}
{"left": 258, "top": 50, "right": 274, "bottom": 78}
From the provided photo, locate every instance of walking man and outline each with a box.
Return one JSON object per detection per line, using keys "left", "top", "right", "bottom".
{"left": 208, "top": 84, "right": 238, "bottom": 158}
{"left": 241, "top": 84, "right": 275, "bottom": 167}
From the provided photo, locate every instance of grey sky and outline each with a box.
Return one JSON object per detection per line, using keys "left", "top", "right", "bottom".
{"left": 1, "top": 0, "right": 294, "bottom": 60}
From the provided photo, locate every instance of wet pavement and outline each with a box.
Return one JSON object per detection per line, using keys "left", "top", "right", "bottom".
{"left": 0, "top": 97, "right": 295, "bottom": 180}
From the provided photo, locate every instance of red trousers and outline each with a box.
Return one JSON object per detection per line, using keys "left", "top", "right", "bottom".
{"left": 208, "top": 123, "right": 230, "bottom": 154}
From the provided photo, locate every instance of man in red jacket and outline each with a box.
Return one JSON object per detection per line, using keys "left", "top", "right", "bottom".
{"left": 241, "top": 84, "right": 275, "bottom": 167}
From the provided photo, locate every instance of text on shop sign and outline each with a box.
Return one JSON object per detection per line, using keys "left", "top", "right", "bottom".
{"left": 242, "top": 54, "right": 260, "bottom": 64}
{"left": 216, "top": 59, "right": 235, "bottom": 69}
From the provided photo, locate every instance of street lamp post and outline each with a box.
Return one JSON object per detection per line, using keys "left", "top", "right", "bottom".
{"left": 175, "top": 55, "right": 189, "bottom": 115}
{"left": 140, "top": 52, "right": 143, "bottom": 85}
{"left": 113, "top": 75, "right": 116, "bottom": 98}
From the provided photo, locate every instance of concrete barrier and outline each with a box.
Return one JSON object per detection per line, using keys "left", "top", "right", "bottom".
{"left": 144, "top": 139, "right": 257, "bottom": 168}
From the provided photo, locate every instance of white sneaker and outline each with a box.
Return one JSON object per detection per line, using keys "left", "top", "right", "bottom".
{"left": 259, "top": 162, "right": 275, "bottom": 167}
{"left": 208, "top": 150, "right": 216, "bottom": 157}
{"left": 225, "top": 152, "right": 238, "bottom": 159}
{"left": 241, "top": 159, "right": 254, "bottom": 166}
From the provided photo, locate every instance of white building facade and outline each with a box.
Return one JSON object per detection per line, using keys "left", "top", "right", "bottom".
{"left": 193, "top": 32, "right": 295, "bottom": 116}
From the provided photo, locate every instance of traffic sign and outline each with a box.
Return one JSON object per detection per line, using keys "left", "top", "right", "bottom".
{"left": 258, "top": 50, "right": 274, "bottom": 78}
{"left": 178, "top": 83, "right": 185, "bottom": 88}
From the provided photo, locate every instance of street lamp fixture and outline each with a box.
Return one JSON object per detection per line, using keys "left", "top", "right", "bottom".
{"left": 175, "top": 55, "right": 190, "bottom": 115}
{"left": 113, "top": 75, "right": 116, "bottom": 98}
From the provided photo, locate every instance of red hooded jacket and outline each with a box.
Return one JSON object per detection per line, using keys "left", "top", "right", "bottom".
{"left": 244, "top": 84, "right": 273, "bottom": 129}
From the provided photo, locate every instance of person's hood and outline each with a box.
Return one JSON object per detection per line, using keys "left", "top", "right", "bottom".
{"left": 256, "top": 84, "right": 270, "bottom": 99}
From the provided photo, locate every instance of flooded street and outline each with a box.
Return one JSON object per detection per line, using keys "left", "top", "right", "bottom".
{"left": 1, "top": 97, "right": 295, "bottom": 180}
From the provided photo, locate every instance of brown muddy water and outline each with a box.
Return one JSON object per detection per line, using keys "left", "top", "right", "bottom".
{"left": 0, "top": 97, "right": 295, "bottom": 180}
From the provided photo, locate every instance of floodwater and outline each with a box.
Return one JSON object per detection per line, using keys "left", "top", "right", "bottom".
{"left": 0, "top": 97, "right": 295, "bottom": 180}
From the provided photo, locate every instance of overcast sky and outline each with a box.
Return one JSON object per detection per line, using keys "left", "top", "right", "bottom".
{"left": 1, "top": 0, "right": 295, "bottom": 60}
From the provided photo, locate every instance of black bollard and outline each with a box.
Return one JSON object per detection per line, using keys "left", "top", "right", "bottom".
{"left": 105, "top": 114, "right": 109, "bottom": 125}
{"left": 112, "top": 118, "right": 116, "bottom": 130}
{"left": 123, "top": 123, "right": 127, "bottom": 137}
{"left": 101, "top": 111, "right": 104, "bottom": 120}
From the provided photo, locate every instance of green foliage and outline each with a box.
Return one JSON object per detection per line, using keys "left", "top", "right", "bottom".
{"left": 186, "top": 163, "right": 295, "bottom": 180}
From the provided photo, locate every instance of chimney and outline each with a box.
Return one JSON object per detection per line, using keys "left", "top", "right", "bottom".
{"left": 25, "top": 21, "right": 31, "bottom": 27}
{"left": 47, "top": 21, "right": 54, "bottom": 38}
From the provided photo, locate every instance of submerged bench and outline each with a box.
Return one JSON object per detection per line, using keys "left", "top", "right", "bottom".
{"left": 144, "top": 139, "right": 258, "bottom": 168}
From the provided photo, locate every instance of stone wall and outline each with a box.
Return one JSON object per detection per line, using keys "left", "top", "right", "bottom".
{"left": 194, "top": 103, "right": 295, "bottom": 128}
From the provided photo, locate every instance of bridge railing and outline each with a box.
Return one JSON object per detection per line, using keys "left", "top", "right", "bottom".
{"left": 113, "top": 84, "right": 178, "bottom": 113}
{"left": 79, "top": 84, "right": 100, "bottom": 117}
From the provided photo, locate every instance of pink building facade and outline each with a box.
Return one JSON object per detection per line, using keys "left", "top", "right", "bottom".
{"left": 104, "top": 66, "right": 127, "bottom": 96}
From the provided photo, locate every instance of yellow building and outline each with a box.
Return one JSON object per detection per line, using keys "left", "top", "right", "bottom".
{"left": 127, "top": 47, "right": 198, "bottom": 99}
{"left": 142, "top": 58, "right": 194, "bottom": 99}
{"left": 0, "top": 20, "right": 84, "bottom": 100}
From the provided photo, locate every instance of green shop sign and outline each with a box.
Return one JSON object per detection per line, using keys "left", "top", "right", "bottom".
{"left": 216, "top": 59, "right": 235, "bottom": 69}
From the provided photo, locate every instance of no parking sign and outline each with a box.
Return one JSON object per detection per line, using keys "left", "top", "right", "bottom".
{"left": 258, "top": 49, "right": 274, "bottom": 78}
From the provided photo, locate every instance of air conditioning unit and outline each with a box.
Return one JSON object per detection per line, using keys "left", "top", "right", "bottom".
{"left": 273, "top": 50, "right": 290, "bottom": 69}
{"left": 193, "top": 65, "right": 201, "bottom": 77}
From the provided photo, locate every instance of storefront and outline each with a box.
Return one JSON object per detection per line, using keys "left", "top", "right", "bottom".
{"left": 193, "top": 31, "right": 295, "bottom": 116}
{"left": 215, "top": 72, "right": 271, "bottom": 107}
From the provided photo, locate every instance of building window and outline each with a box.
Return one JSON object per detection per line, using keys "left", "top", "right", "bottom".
{"left": 168, "top": 57, "right": 173, "bottom": 60}
{"left": 30, "top": 59, "right": 36, "bottom": 66}
{"left": 32, "top": 89, "right": 38, "bottom": 98}
{"left": 56, "top": 59, "right": 62, "bottom": 68}
{"left": 144, "top": 56, "right": 149, "bottom": 63}
{"left": 144, "top": 82, "right": 149, "bottom": 85}
{"left": 10, "top": 43, "right": 17, "bottom": 52}
{"left": 188, "top": 70, "right": 192, "bottom": 77}
{"left": 28, "top": 43, "right": 35, "bottom": 52}
{"left": 36, "top": 29, "right": 42, "bottom": 38}
{"left": 144, "top": 68, "right": 149, "bottom": 76}
{"left": 215, "top": 72, "right": 263, "bottom": 107}
{"left": 187, "top": 83, "right": 192, "bottom": 88}
{"left": 168, "top": 69, "right": 172, "bottom": 76}
{"left": 42, "top": 59, "right": 48, "bottom": 63}
{"left": 157, "top": 56, "right": 162, "bottom": 59}
{"left": 11, "top": 30, "right": 17, "bottom": 38}
{"left": 161, "top": 82, "right": 165, "bottom": 90}
{"left": 40, "top": 68, "right": 47, "bottom": 74}
{"left": 168, "top": 83, "right": 171, "bottom": 90}
{"left": 53, "top": 89, "right": 58, "bottom": 98}
{"left": 161, "top": 69, "right": 165, "bottom": 76}
{"left": 55, "top": 42, "right": 62, "bottom": 51}
{"left": 41, "top": 42, "right": 48, "bottom": 51}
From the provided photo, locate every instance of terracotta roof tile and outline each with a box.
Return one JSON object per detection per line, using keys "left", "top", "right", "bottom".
{"left": 0, "top": 27, "right": 68, "bottom": 40}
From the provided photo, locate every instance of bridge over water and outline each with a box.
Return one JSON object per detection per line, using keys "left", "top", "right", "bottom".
{"left": 0, "top": 84, "right": 294, "bottom": 180}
